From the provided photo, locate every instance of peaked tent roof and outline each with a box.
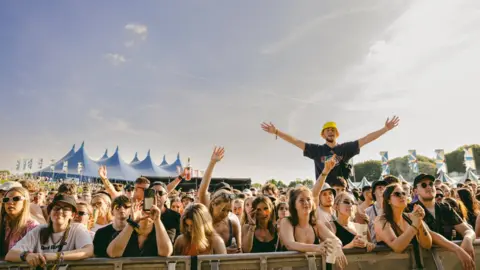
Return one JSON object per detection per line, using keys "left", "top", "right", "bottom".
{"left": 159, "top": 155, "right": 169, "bottom": 166}
{"left": 357, "top": 177, "right": 371, "bottom": 189}
{"left": 437, "top": 171, "right": 456, "bottom": 184}
{"left": 57, "top": 142, "right": 100, "bottom": 177}
{"left": 347, "top": 178, "right": 356, "bottom": 189}
{"left": 160, "top": 153, "right": 183, "bottom": 173}
{"left": 130, "top": 152, "right": 140, "bottom": 164}
{"left": 461, "top": 168, "right": 479, "bottom": 183}
{"left": 34, "top": 144, "right": 76, "bottom": 174}
{"left": 132, "top": 150, "right": 174, "bottom": 177}
{"left": 98, "top": 147, "right": 139, "bottom": 181}
{"left": 98, "top": 149, "right": 109, "bottom": 161}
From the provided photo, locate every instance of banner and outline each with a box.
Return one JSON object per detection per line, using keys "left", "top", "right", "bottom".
{"left": 27, "top": 159, "right": 33, "bottom": 170}
{"left": 15, "top": 160, "right": 21, "bottom": 171}
{"left": 77, "top": 162, "right": 83, "bottom": 174}
{"left": 380, "top": 151, "right": 390, "bottom": 176}
{"left": 408, "top": 150, "right": 419, "bottom": 173}
{"left": 50, "top": 159, "right": 55, "bottom": 172}
{"left": 435, "top": 149, "right": 447, "bottom": 173}
{"left": 22, "top": 159, "right": 27, "bottom": 171}
{"left": 38, "top": 158, "right": 43, "bottom": 170}
{"left": 349, "top": 158, "right": 356, "bottom": 181}
{"left": 62, "top": 161, "right": 68, "bottom": 173}
{"left": 464, "top": 147, "right": 476, "bottom": 171}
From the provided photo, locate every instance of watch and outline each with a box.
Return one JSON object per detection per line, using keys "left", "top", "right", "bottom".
{"left": 178, "top": 175, "right": 185, "bottom": 181}
{"left": 20, "top": 251, "right": 30, "bottom": 261}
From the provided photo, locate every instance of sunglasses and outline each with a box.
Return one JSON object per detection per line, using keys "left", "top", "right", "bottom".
{"left": 126, "top": 188, "right": 134, "bottom": 192}
{"left": 420, "top": 182, "right": 434, "bottom": 189}
{"left": 213, "top": 193, "right": 236, "bottom": 202}
{"left": 114, "top": 204, "right": 131, "bottom": 210}
{"left": 2, "top": 196, "right": 25, "bottom": 203}
{"left": 392, "top": 191, "right": 407, "bottom": 198}
{"left": 341, "top": 200, "right": 355, "bottom": 205}
{"left": 436, "top": 194, "right": 444, "bottom": 199}
{"left": 52, "top": 206, "right": 73, "bottom": 212}
{"left": 157, "top": 190, "right": 167, "bottom": 196}
{"left": 77, "top": 211, "right": 88, "bottom": 216}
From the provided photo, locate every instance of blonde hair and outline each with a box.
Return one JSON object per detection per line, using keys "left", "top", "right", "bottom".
{"left": 208, "top": 189, "right": 234, "bottom": 216}
{"left": 92, "top": 193, "right": 113, "bottom": 222}
{"left": 181, "top": 203, "right": 216, "bottom": 251}
{"left": 334, "top": 192, "right": 355, "bottom": 219}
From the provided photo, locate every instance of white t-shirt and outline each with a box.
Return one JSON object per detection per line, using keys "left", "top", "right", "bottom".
{"left": 12, "top": 223, "right": 93, "bottom": 253}
{"left": 317, "top": 207, "right": 335, "bottom": 225}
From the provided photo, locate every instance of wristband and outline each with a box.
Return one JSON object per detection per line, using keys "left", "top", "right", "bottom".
{"left": 411, "top": 224, "right": 419, "bottom": 232}
{"left": 275, "top": 129, "right": 278, "bottom": 140}
{"left": 20, "top": 251, "right": 30, "bottom": 262}
{"left": 178, "top": 175, "right": 185, "bottom": 181}
{"left": 127, "top": 217, "right": 140, "bottom": 229}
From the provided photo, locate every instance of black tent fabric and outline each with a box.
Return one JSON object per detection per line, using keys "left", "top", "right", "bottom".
{"left": 144, "top": 176, "right": 251, "bottom": 192}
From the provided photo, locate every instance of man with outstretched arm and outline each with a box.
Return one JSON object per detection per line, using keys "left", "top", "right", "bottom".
{"left": 261, "top": 116, "right": 400, "bottom": 185}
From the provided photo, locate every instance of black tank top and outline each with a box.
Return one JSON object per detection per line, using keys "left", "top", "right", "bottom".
{"left": 251, "top": 231, "right": 278, "bottom": 253}
{"left": 377, "top": 214, "right": 418, "bottom": 246}
{"left": 277, "top": 225, "right": 320, "bottom": 251}
{"left": 333, "top": 220, "right": 356, "bottom": 246}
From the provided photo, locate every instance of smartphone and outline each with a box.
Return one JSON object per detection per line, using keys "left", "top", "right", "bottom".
{"left": 143, "top": 189, "right": 156, "bottom": 211}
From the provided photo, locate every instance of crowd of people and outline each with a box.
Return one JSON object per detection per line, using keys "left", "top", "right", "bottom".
{"left": 0, "top": 117, "right": 477, "bottom": 269}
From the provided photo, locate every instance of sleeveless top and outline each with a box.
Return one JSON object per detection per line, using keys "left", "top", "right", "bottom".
{"left": 377, "top": 214, "right": 419, "bottom": 246}
{"left": 251, "top": 231, "right": 278, "bottom": 253}
{"left": 225, "top": 219, "right": 233, "bottom": 247}
{"left": 277, "top": 222, "right": 320, "bottom": 252}
{"left": 333, "top": 220, "right": 356, "bottom": 246}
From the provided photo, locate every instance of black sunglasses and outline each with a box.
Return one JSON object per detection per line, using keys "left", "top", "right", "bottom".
{"left": 126, "top": 188, "right": 134, "bottom": 192}
{"left": 2, "top": 196, "right": 24, "bottom": 203}
{"left": 157, "top": 190, "right": 167, "bottom": 196}
{"left": 392, "top": 191, "right": 407, "bottom": 198}
{"left": 420, "top": 182, "right": 434, "bottom": 189}
{"left": 77, "top": 211, "right": 88, "bottom": 216}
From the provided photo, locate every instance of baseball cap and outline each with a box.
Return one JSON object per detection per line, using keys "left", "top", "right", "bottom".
{"left": 214, "top": 182, "right": 233, "bottom": 192}
{"left": 181, "top": 193, "right": 195, "bottom": 201}
{"left": 47, "top": 194, "right": 77, "bottom": 213}
{"left": 0, "top": 181, "right": 22, "bottom": 191}
{"left": 413, "top": 174, "right": 435, "bottom": 188}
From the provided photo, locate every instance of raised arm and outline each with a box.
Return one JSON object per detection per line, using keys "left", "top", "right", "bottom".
{"left": 98, "top": 166, "right": 123, "bottom": 199}
{"left": 261, "top": 122, "right": 306, "bottom": 151}
{"left": 198, "top": 147, "right": 225, "bottom": 206}
{"left": 312, "top": 156, "right": 336, "bottom": 206}
{"left": 455, "top": 222, "right": 476, "bottom": 261}
{"left": 151, "top": 205, "right": 173, "bottom": 256}
{"left": 166, "top": 168, "right": 186, "bottom": 192}
{"left": 358, "top": 116, "right": 399, "bottom": 148}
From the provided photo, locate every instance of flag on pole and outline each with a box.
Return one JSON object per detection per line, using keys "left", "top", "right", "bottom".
{"left": 27, "top": 159, "right": 33, "bottom": 170}
{"left": 435, "top": 149, "right": 447, "bottom": 173}
{"left": 38, "top": 158, "right": 43, "bottom": 170}
{"left": 349, "top": 158, "right": 356, "bottom": 182}
{"left": 380, "top": 151, "right": 390, "bottom": 176}
{"left": 15, "top": 160, "right": 21, "bottom": 171}
{"left": 22, "top": 159, "right": 27, "bottom": 171}
{"left": 408, "top": 150, "right": 419, "bottom": 173}
{"left": 62, "top": 161, "right": 68, "bottom": 173}
{"left": 50, "top": 159, "right": 55, "bottom": 172}
{"left": 77, "top": 162, "right": 83, "bottom": 174}
{"left": 464, "top": 147, "right": 476, "bottom": 171}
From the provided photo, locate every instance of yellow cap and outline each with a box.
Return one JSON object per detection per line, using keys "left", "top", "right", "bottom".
{"left": 321, "top": 122, "right": 340, "bottom": 138}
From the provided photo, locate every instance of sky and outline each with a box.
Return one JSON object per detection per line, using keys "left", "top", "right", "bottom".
{"left": 1, "top": 0, "right": 480, "bottom": 183}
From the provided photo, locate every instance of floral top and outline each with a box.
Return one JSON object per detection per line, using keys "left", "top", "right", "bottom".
{"left": 4, "top": 218, "right": 39, "bottom": 250}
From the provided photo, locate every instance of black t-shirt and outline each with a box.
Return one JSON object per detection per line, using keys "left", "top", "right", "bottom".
{"left": 93, "top": 224, "right": 158, "bottom": 257}
{"left": 303, "top": 141, "right": 360, "bottom": 185}
{"left": 161, "top": 208, "right": 181, "bottom": 243}
{"left": 407, "top": 201, "right": 463, "bottom": 240}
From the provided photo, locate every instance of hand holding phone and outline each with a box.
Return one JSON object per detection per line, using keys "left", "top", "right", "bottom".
{"left": 143, "top": 189, "right": 156, "bottom": 211}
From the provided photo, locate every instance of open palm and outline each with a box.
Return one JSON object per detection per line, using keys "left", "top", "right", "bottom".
{"left": 211, "top": 146, "right": 225, "bottom": 162}
{"left": 98, "top": 165, "right": 108, "bottom": 179}
{"left": 385, "top": 116, "right": 400, "bottom": 130}
{"left": 260, "top": 122, "right": 276, "bottom": 134}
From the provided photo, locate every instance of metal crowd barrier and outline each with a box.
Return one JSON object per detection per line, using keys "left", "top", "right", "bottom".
{"left": 1, "top": 241, "right": 479, "bottom": 270}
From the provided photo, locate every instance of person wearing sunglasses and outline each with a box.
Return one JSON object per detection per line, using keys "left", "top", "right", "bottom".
{"left": 365, "top": 179, "right": 388, "bottom": 244}
{"left": 0, "top": 187, "right": 39, "bottom": 258}
{"left": 150, "top": 181, "right": 181, "bottom": 244}
{"left": 5, "top": 194, "right": 93, "bottom": 267}
{"left": 90, "top": 192, "right": 113, "bottom": 233}
{"left": 409, "top": 174, "right": 476, "bottom": 270}
{"left": 96, "top": 195, "right": 173, "bottom": 258}
{"left": 374, "top": 184, "right": 432, "bottom": 256}
{"left": 198, "top": 147, "right": 242, "bottom": 254}
{"left": 327, "top": 192, "right": 376, "bottom": 252}
{"left": 74, "top": 201, "right": 95, "bottom": 238}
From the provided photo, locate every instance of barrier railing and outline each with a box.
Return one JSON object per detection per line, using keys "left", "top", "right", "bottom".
{"left": 1, "top": 241, "right": 479, "bottom": 270}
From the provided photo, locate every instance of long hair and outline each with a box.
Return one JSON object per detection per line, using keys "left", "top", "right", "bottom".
{"left": 444, "top": 197, "right": 468, "bottom": 221}
{"left": 92, "top": 193, "right": 113, "bottom": 223}
{"left": 0, "top": 187, "right": 32, "bottom": 256}
{"left": 287, "top": 186, "right": 317, "bottom": 227}
{"left": 241, "top": 197, "right": 254, "bottom": 225}
{"left": 208, "top": 189, "right": 234, "bottom": 217}
{"left": 275, "top": 202, "right": 288, "bottom": 220}
{"left": 251, "top": 196, "right": 276, "bottom": 236}
{"left": 457, "top": 189, "right": 480, "bottom": 216}
{"left": 381, "top": 184, "right": 404, "bottom": 234}
{"left": 181, "top": 203, "right": 216, "bottom": 251}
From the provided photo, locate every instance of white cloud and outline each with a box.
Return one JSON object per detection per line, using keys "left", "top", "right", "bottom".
{"left": 125, "top": 23, "right": 148, "bottom": 40}
{"left": 124, "top": 40, "right": 135, "bottom": 48}
{"left": 104, "top": 53, "right": 126, "bottom": 66}
{"left": 88, "top": 109, "right": 103, "bottom": 121}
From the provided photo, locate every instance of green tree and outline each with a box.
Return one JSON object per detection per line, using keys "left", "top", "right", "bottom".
{"left": 302, "top": 179, "right": 314, "bottom": 189}
{"left": 252, "top": 183, "right": 262, "bottom": 189}
{"left": 354, "top": 160, "right": 382, "bottom": 182}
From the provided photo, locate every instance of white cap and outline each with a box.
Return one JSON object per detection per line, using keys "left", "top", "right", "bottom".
{"left": 243, "top": 189, "right": 252, "bottom": 196}
{"left": 0, "top": 181, "right": 22, "bottom": 191}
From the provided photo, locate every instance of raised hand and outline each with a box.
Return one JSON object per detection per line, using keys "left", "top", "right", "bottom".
{"left": 323, "top": 155, "right": 337, "bottom": 174}
{"left": 411, "top": 205, "right": 423, "bottom": 228}
{"left": 261, "top": 122, "right": 277, "bottom": 134}
{"left": 385, "top": 116, "right": 400, "bottom": 131}
{"left": 247, "top": 209, "right": 257, "bottom": 226}
{"left": 211, "top": 146, "right": 225, "bottom": 163}
{"left": 98, "top": 165, "right": 108, "bottom": 179}
{"left": 149, "top": 205, "right": 161, "bottom": 221}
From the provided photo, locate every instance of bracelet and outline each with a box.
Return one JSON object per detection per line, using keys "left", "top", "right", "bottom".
{"left": 411, "top": 224, "right": 419, "bottom": 232}
{"left": 127, "top": 217, "right": 140, "bottom": 229}
{"left": 20, "top": 251, "right": 30, "bottom": 262}
{"left": 178, "top": 175, "right": 185, "bottom": 181}
{"left": 275, "top": 129, "right": 278, "bottom": 140}
{"left": 321, "top": 173, "right": 328, "bottom": 177}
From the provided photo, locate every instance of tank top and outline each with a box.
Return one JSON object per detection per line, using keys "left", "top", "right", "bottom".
{"left": 333, "top": 220, "right": 355, "bottom": 246}
{"left": 251, "top": 231, "right": 278, "bottom": 253}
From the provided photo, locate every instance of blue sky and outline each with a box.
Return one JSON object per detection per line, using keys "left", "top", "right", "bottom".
{"left": 2, "top": 1, "right": 480, "bottom": 183}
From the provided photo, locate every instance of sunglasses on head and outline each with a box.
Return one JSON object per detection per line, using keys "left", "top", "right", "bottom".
{"left": 2, "top": 196, "right": 24, "bottom": 203}
{"left": 213, "top": 193, "right": 236, "bottom": 202}
{"left": 392, "top": 191, "right": 407, "bottom": 198}
{"left": 420, "top": 182, "right": 434, "bottom": 189}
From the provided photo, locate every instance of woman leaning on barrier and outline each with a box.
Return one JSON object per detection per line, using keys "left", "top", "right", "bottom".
{"left": 5, "top": 194, "right": 93, "bottom": 268}
{"left": 198, "top": 147, "right": 242, "bottom": 254}
{"left": 278, "top": 186, "right": 348, "bottom": 269}
{"left": 242, "top": 196, "right": 278, "bottom": 253}
{"left": 0, "top": 187, "right": 39, "bottom": 259}
{"left": 374, "top": 183, "right": 432, "bottom": 253}
{"left": 327, "top": 192, "right": 375, "bottom": 252}
{"left": 173, "top": 203, "right": 226, "bottom": 255}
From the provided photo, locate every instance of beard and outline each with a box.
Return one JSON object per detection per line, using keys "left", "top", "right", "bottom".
{"left": 325, "top": 137, "right": 335, "bottom": 143}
